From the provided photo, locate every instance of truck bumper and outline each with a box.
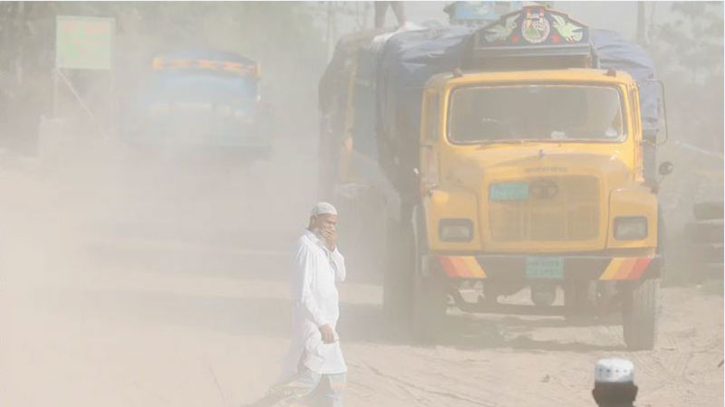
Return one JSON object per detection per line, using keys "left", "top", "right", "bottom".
{"left": 434, "top": 253, "right": 662, "bottom": 282}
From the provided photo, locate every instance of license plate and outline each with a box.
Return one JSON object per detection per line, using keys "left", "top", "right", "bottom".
{"left": 525, "top": 257, "right": 564, "bottom": 279}
{"left": 490, "top": 182, "right": 529, "bottom": 201}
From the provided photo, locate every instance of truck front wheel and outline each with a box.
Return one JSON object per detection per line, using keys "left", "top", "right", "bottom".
{"left": 622, "top": 278, "right": 660, "bottom": 350}
{"left": 410, "top": 223, "right": 448, "bottom": 342}
{"left": 411, "top": 273, "right": 447, "bottom": 342}
{"left": 382, "top": 220, "right": 413, "bottom": 320}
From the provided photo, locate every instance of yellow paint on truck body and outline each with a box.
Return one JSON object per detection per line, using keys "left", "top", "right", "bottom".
{"left": 420, "top": 69, "right": 658, "bottom": 254}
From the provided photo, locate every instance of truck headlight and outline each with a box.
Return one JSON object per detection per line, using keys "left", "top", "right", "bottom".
{"left": 439, "top": 219, "right": 473, "bottom": 242}
{"left": 614, "top": 217, "right": 648, "bottom": 240}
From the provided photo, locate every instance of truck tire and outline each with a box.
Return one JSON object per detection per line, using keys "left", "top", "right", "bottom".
{"left": 410, "top": 213, "right": 448, "bottom": 342}
{"left": 622, "top": 278, "right": 659, "bottom": 350}
{"left": 411, "top": 269, "right": 447, "bottom": 342}
{"left": 657, "top": 207, "right": 666, "bottom": 277}
{"left": 382, "top": 219, "right": 413, "bottom": 320}
{"left": 622, "top": 210, "right": 663, "bottom": 350}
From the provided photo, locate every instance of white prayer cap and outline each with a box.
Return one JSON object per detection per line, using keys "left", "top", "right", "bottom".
{"left": 594, "top": 358, "right": 635, "bottom": 384}
{"left": 311, "top": 202, "right": 338, "bottom": 217}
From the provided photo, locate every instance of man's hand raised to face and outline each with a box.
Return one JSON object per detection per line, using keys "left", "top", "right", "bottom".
{"left": 320, "top": 227, "right": 337, "bottom": 251}
{"left": 319, "top": 324, "right": 336, "bottom": 344}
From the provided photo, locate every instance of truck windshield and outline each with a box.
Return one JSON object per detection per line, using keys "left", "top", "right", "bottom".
{"left": 448, "top": 85, "right": 625, "bottom": 144}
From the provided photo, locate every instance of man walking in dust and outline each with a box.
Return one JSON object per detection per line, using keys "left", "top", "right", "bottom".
{"left": 248, "top": 202, "right": 347, "bottom": 407}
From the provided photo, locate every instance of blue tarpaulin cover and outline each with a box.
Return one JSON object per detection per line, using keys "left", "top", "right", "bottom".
{"left": 350, "top": 47, "right": 380, "bottom": 159}
{"left": 324, "top": 18, "right": 662, "bottom": 193}
{"left": 375, "top": 25, "right": 475, "bottom": 187}
{"left": 590, "top": 29, "right": 659, "bottom": 129}
{"left": 373, "top": 26, "right": 660, "bottom": 177}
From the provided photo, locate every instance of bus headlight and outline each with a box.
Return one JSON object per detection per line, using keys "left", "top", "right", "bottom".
{"left": 439, "top": 219, "right": 474, "bottom": 242}
{"left": 614, "top": 217, "right": 648, "bottom": 240}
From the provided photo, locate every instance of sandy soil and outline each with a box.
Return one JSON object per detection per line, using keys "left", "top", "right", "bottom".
{"left": 0, "top": 132, "right": 722, "bottom": 407}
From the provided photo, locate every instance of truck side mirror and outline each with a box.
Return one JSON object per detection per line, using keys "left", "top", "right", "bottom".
{"left": 644, "top": 79, "right": 669, "bottom": 146}
{"left": 658, "top": 161, "right": 674, "bottom": 176}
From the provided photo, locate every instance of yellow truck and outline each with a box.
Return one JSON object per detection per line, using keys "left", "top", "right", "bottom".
{"left": 319, "top": 7, "right": 672, "bottom": 350}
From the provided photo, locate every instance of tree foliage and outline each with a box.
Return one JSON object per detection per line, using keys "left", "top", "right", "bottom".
{"left": 0, "top": 2, "right": 328, "bottom": 150}
{"left": 648, "top": 2, "right": 723, "bottom": 151}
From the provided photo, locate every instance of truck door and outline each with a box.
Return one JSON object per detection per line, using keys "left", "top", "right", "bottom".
{"left": 419, "top": 90, "right": 440, "bottom": 196}
{"left": 629, "top": 84, "right": 645, "bottom": 183}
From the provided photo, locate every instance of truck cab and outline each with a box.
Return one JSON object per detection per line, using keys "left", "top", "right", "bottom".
{"left": 404, "top": 7, "right": 666, "bottom": 350}
{"left": 421, "top": 69, "right": 656, "bottom": 254}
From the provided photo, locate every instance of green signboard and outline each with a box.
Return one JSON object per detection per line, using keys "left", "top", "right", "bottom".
{"left": 56, "top": 16, "right": 114, "bottom": 70}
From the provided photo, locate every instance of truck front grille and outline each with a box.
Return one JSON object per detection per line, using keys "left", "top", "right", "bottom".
{"left": 488, "top": 176, "right": 600, "bottom": 242}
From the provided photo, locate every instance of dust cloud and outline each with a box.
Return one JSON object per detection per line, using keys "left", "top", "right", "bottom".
{"left": 0, "top": 2, "right": 722, "bottom": 407}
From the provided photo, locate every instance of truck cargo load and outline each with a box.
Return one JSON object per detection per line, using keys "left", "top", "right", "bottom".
{"left": 372, "top": 19, "right": 662, "bottom": 200}
{"left": 375, "top": 25, "right": 474, "bottom": 197}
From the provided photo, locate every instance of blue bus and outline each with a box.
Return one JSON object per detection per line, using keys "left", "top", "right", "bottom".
{"left": 122, "top": 48, "right": 271, "bottom": 158}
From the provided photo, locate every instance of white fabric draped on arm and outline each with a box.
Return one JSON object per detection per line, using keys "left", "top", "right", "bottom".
{"left": 331, "top": 248, "right": 346, "bottom": 283}
{"left": 292, "top": 244, "right": 327, "bottom": 327}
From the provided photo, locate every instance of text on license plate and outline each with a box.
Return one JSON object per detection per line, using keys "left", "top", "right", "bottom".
{"left": 490, "top": 182, "right": 529, "bottom": 201}
{"left": 525, "top": 257, "right": 564, "bottom": 279}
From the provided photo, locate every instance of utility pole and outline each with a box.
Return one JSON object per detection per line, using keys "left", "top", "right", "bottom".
{"left": 326, "top": 1, "right": 334, "bottom": 62}
{"left": 636, "top": 2, "right": 648, "bottom": 46}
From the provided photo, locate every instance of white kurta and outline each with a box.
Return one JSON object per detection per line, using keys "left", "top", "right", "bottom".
{"left": 282, "top": 229, "right": 347, "bottom": 380}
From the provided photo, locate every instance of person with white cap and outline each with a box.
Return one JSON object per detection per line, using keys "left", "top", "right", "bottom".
{"left": 246, "top": 202, "right": 347, "bottom": 407}
{"left": 592, "top": 358, "right": 638, "bottom": 407}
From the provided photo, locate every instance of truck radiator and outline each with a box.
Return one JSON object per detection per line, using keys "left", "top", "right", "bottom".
{"left": 489, "top": 176, "right": 600, "bottom": 242}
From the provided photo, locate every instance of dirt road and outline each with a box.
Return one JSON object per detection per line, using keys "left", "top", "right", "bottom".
{"left": 0, "top": 136, "right": 721, "bottom": 407}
